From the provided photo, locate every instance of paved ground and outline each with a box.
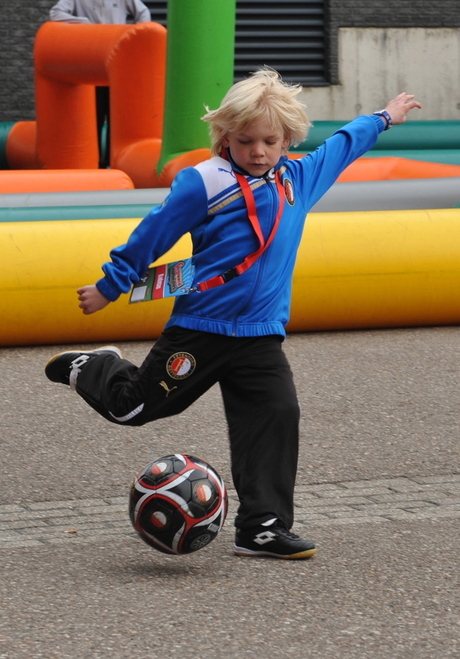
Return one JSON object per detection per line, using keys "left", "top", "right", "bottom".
{"left": 1, "top": 328, "right": 459, "bottom": 658}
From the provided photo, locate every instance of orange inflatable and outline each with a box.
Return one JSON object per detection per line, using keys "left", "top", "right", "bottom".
{"left": 6, "top": 22, "right": 166, "bottom": 185}
{"left": 0, "top": 169, "right": 134, "bottom": 193}
{"left": 287, "top": 153, "right": 460, "bottom": 182}
{"left": 6, "top": 121, "right": 40, "bottom": 170}
{"left": 337, "top": 156, "right": 460, "bottom": 182}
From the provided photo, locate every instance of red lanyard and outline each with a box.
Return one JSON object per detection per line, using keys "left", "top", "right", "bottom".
{"left": 197, "top": 170, "right": 285, "bottom": 292}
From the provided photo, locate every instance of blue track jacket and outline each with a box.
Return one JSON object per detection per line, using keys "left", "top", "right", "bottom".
{"left": 96, "top": 115, "right": 384, "bottom": 337}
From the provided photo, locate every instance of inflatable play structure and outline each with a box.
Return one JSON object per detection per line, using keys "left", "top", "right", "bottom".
{"left": 2, "top": 205, "right": 460, "bottom": 346}
{"left": 0, "top": 177, "right": 459, "bottom": 220}
{"left": 293, "top": 120, "right": 460, "bottom": 166}
{"left": 7, "top": 21, "right": 167, "bottom": 186}
{"left": 2, "top": 0, "right": 235, "bottom": 189}
{"left": 1, "top": 0, "right": 460, "bottom": 346}
{"left": 1, "top": 177, "right": 460, "bottom": 347}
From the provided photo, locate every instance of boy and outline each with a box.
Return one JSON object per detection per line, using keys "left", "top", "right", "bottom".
{"left": 46, "top": 69, "right": 421, "bottom": 559}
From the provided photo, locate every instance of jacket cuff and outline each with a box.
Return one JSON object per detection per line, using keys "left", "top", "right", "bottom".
{"left": 96, "top": 277, "right": 121, "bottom": 302}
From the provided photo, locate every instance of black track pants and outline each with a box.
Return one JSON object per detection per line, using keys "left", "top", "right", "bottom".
{"left": 75, "top": 327, "right": 300, "bottom": 529}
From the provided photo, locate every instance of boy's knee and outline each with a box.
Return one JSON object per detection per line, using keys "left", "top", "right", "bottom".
{"left": 267, "top": 396, "right": 300, "bottom": 423}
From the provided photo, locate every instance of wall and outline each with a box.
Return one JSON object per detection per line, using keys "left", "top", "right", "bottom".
{"left": 0, "top": 2, "right": 51, "bottom": 122}
{"left": 301, "top": 27, "right": 460, "bottom": 121}
{"left": 326, "top": 0, "right": 460, "bottom": 83}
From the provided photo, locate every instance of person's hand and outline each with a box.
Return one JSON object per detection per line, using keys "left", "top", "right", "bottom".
{"left": 77, "top": 285, "right": 110, "bottom": 315}
{"left": 383, "top": 92, "right": 422, "bottom": 126}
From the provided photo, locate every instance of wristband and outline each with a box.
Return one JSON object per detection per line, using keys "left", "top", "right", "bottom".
{"left": 373, "top": 109, "right": 393, "bottom": 130}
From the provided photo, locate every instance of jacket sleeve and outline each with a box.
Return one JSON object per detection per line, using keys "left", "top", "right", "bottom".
{"left": 293, "top": 114, "right": 385, "bottom": 211}
{"left": 49, "top": 0, "right": 90, "bottom": 22}
{"left": 96, "top": 167, "right": 208, "bottom": 301}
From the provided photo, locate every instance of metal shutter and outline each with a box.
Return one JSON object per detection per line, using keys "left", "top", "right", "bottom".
{"left": 144, "top": 1, "right": 326, "bottom": 85}
{"left": 235, "top": 0, "right": 326, "bottom": 84}
{"left": 145, "top": 1, "right": 167, "bottom": 25}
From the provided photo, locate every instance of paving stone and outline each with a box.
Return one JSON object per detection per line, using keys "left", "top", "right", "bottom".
{"left": 2, "top": 475, "right": 458, "bottom": 549}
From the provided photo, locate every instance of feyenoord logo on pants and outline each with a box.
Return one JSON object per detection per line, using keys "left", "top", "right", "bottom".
{"left": 166, "top": 352, "right": 196, "bottom": 380}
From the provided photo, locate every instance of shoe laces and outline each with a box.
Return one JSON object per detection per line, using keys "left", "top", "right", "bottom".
{"left": 273, "top": 525, "right": 300, "bottom": 540}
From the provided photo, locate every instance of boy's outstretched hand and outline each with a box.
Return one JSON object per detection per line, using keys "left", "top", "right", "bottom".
{"left": 77, "top": 285, "right": 110, "bottom": 315}
{"left": 383, "top": 92, "right": 422, "bottom": 125}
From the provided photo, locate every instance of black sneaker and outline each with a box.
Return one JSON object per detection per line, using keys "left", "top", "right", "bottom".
{"left": 45, "top": 346, "right": 122, "bottom": 389}
{"left": 234, "top": 525, "right": 316, "bottom": 559}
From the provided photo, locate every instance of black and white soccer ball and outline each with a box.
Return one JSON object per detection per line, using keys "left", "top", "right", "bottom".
{"left": 129, "top": 454, "right": 228, "bottom": 555}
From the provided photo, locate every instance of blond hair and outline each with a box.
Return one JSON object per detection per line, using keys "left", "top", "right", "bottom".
{"left": 202, "top": 68, "right": 311, "bottom": 156}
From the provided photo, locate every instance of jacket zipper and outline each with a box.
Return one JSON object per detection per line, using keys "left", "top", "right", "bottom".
{"left": 230, "top": 173, "right": 279, "bottom": 335}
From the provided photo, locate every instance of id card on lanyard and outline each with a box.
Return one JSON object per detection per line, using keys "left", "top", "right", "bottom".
{"left": 129, "top": 258, "right": 196, "bottom": 303}
{"left": 129, "top": 167, "right": 285, "bottom": 302}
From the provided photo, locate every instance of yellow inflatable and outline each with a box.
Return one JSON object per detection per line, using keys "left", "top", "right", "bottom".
{"left": 2, "top": 209, "right": 460, "bottom": 346}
